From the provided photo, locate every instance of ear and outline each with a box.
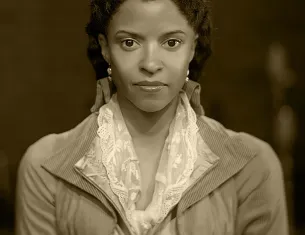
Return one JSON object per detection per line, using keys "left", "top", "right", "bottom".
{"left": 98, "top": 34, "right": 110, "bottom": 64}
{"left": 189, "top": 34, "right": 199, "bottom": 63}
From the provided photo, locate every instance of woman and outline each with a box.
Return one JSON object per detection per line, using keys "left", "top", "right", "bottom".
{"left": 15, "top": 0, "right": 289, "bottom": 234}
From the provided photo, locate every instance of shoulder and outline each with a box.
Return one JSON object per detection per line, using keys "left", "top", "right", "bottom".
{"left": 237, "top": 132, "right": 282, "bottom": 174}
{"left": 234, "top": 131, "right": 283, "bottom": 183}
{"left": 18, "top": 114, "right": 97, "bottom": 178}
{"left": 199, "top": 115, "right": 282, "bottom": 175}
{"left": 230, "top": 132, "right": 284, "bottom": 203}
{"left": 198, "top": 115, "right": 284, "bottom": 197}
{"left": 197, "top": 115, "right": 228, "bottom": 135}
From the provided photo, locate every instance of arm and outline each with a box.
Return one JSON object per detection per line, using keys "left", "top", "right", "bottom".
{"left": 235, "top": 135, "right": 289, "bottom": 235}
{"left": 15, "top": 140, "right": 58, "bottom": 235}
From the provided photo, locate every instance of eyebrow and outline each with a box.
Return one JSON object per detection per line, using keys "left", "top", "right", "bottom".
{"left": 115, "top": 30, "right": 186, "bottom": 39}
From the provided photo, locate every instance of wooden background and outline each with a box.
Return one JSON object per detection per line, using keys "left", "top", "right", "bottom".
{"left": 0, "top": 0, "right": 304, "bottom": 234}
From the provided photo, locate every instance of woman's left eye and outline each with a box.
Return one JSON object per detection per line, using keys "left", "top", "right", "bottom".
{"left": 163, "top": 39, "right": 182, "bottom": 48}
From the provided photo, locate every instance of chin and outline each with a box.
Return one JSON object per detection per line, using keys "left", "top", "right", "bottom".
{"left": 136, "top": 100, "right": 168, "bottom": 113}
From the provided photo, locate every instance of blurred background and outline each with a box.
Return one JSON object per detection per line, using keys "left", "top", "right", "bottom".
{"left": 0, "top": 0, "right": 304, "bottom": 234}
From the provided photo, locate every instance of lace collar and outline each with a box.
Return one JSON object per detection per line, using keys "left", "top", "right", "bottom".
{"left": 75, "top": 90, "right": 217, "bottom": 234}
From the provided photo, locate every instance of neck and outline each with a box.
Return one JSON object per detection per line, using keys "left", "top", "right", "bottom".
{"left": 117, "top": 94, "right": 180, "bottom": 140}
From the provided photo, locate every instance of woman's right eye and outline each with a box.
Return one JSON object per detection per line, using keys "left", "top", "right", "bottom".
{"left": 121, "top": 39, "right": 140, "bottom": 50}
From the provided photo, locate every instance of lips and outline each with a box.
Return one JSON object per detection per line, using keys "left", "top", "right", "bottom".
{"left": 135, "top": 81, "right": 166, "bottom": 86}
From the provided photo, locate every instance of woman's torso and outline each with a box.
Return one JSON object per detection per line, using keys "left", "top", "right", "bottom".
{"left": 34, "top": 114, "right": 255, "bottom": 235}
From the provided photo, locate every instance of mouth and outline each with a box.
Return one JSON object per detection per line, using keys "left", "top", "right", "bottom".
{"left": 134, "top": 81, "right": 167, "bottom": 92}
{"left": 136, "top": 85, "right": 166, "bottom": 92}
{"left": 134, "top": 81, "right": 167, "bottom": 86}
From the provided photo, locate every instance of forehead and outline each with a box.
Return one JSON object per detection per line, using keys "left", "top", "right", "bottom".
{"left": 108, "top": 0, "right": 192, "bottom": 34}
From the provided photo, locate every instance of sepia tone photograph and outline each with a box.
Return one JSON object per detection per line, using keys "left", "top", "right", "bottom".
{"left": 0, "top": 0, "right": 304, "bottom": 234}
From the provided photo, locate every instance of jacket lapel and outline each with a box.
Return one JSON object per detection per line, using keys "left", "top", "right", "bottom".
{"left": 41, "top": 115, "right": 118, "bottom": 221}
{"left": 177, "top": 116, "right": 256, "bottom": 215}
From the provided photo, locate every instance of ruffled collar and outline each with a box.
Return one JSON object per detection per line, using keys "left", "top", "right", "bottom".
{"left": 75, "top": 90, "right": 217, "bottom": 234}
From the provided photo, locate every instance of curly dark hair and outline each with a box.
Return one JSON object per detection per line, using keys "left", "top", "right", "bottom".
{"left": 86, "top": 0, "right": 212, "bottom": 82}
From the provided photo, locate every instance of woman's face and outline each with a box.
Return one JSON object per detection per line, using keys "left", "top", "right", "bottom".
{"left": 98, "top": 0, "right": 198, "bottom": 113}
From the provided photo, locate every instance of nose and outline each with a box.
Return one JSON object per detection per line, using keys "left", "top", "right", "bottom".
{"left": 139, "top": 44, "right": 163, "bottom": 75}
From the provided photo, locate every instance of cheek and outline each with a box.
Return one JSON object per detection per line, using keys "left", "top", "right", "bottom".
{"left": 167, "top": 56, "right": 190, "bottom": 88}
{"left": 110, "top": 53, "right": 137, "bottom": 87}
{"left": 169, "top": 70, "right": 186, "bottom": 90}
{"left": 167, "top": 46, "right": 192, "bottom": 72}
{"left": 111, "top": 69, "right": 132, "bottom": 95}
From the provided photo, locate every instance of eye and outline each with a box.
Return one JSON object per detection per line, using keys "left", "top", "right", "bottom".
{"left": 121, "top": 39, "right": 140, "bottom": 50}
{"left": 163, "top": 39, "right": 182, "bottom": 49}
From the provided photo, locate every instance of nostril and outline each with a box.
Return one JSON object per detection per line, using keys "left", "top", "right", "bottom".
{"left": 140, "top": 69, "right": 155, "bottom": 77}
{"left": 140, "top": 65, "right": 163, "bottom": 77}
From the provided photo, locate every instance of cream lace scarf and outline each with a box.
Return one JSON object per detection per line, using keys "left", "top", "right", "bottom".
{"left": 79, "top": 90, "right": 204, "bottom": 234}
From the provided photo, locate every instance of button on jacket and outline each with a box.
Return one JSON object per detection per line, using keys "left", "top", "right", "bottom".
{"left": 16, "top": 80, "right": 289, "bottom": 235}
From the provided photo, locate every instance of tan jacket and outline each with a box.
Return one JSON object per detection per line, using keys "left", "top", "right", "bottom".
{"left": 15, "top": 80, "right": 289, "bottom": 235}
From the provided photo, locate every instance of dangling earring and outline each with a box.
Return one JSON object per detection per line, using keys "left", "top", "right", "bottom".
{"left": 107, "top": 65, "right": 112, "bottom": 82}
{"left": 185, "top": 69, "right": 189, "bottom": 83}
